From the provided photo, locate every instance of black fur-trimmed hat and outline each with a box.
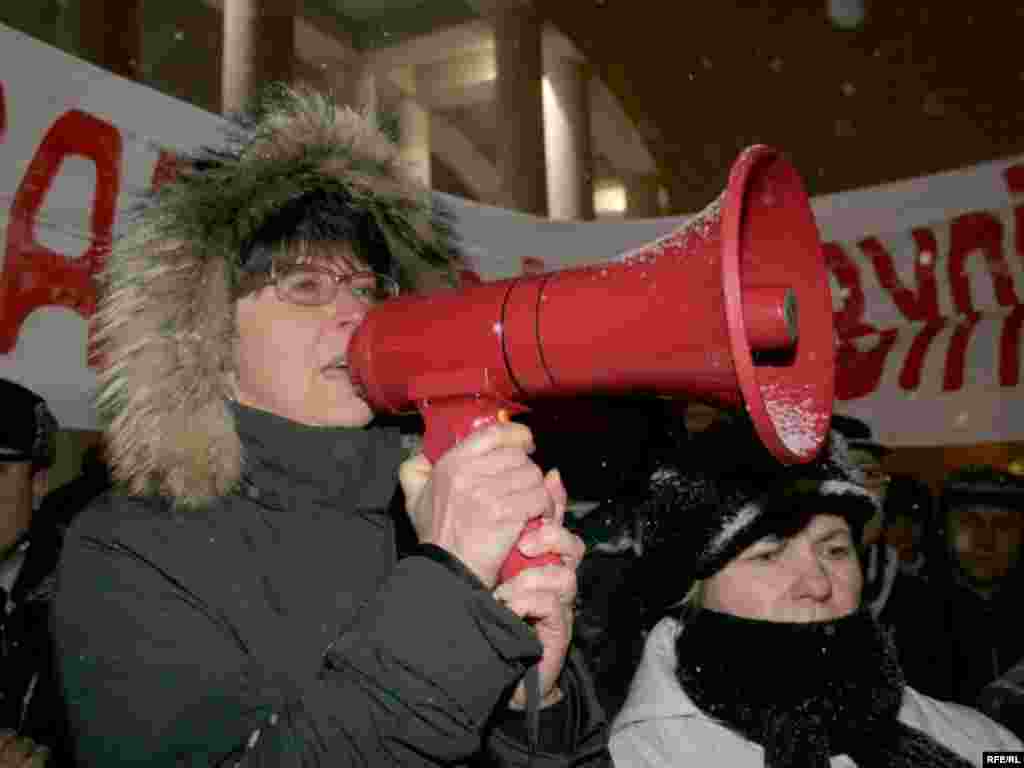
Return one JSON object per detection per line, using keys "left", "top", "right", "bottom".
{"left": 637, "top": 419, "right": 877, "bottom": 580}
{"left": 0, "top": 379, "right": 57, "bottom": 466}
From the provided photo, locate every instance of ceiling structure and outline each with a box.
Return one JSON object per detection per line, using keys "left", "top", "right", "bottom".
{"left": 304, "top": 0, "right": 479, "bottom": 51}
{"left": 304, "top": 0, "right": 1024, "bottom": 214}
{"left": 7, "top": 0, "right": 1017, "bottom": 215}
{"left": 539, "top": 1, "right": 1024, "bottom": 212}
{"left": 290, "top": 0, "right": 657, "bottom": 211}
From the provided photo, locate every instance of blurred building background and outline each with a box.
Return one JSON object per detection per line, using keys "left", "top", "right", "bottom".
{"left": 5, "top": 1, "right": 1021, "bottom": 221}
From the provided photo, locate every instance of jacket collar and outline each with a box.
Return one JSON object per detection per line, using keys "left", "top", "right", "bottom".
{"left": 232, "top": 402, "right": 402, "bottom": 515}
{"left": 613, "top": 616, "right": 699, "bottom": 731}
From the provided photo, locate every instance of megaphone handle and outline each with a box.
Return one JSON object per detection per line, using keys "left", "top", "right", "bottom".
{"left": 497, "top": 517, "right": 561, "bottom": 583}
{"left": 417, "top": 396, "right": 562, "bottom": 584}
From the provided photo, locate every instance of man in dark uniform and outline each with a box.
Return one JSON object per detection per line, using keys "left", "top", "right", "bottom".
{"left": 0, "top": 379, "right": 62, "bottom": 766}
{"left": 938, "top": 466, "right": 1024, "bottom": 706}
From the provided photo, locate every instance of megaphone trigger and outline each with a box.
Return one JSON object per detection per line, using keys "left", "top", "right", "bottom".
{"left": 417, "top": 395, "right": 529, "bottom": 464}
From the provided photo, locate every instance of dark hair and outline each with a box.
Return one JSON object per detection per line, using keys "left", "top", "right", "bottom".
{"left": 239, "top": 188, "right": 394, "bottom": 279}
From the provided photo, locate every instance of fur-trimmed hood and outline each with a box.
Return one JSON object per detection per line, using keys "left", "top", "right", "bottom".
{"left": 95, "top": 86, "right": 458, "bottom": 508}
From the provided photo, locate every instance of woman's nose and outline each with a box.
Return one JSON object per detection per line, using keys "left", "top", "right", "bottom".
{"left": 792, "top": 553, "right": 833, "bottom": 601}
{"left": 333, "top": 288, "right": 371, "bottom": 322}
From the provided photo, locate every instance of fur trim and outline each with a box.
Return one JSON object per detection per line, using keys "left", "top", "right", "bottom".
{"left": 97, "top": 85, "right": 457, "bottom": 507}
{"left": 176, "top": 85, "right": 460, "bottom": 291}
{"left": 96, "top": 227, "right": 242, "bottom": 506}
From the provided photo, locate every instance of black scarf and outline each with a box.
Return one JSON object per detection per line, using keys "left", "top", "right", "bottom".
{"left": 674, "top": 608, "right": 973, "bottom": 768}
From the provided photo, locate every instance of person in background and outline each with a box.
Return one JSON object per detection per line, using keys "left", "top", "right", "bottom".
{"left": 882, "top": 474, "right": 933, "bottom": 577}
{"left": 0, "top": 379, "right": 66, "bottom": 766}
{"left": 32, "top": 443, "right": 110, "bottom": 539}
{"left": 54, "top": 85, "right": 608, "bottom": 766}
{"left": 828, "top": 416, "right": 890, "bottom": 505}
{"left": 609, "top": 425, "right": 1020, "bottom": 767}
{"left": 828, "top": 418, "right": 900, "bottom": 646}
{"left": 934, "top": 466, "right": 1024, "bottom": 707}
{"left": 0, "top": 732, "right": 48, "bottom": 768}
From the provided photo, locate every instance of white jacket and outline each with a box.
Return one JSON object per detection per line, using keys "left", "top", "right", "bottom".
{"left": 611, "top": 617, "right": 1022, "bottom": 767}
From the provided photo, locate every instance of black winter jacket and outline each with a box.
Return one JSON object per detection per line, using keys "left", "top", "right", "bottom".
{"left": 54, "top": 405, "right": 609, "bottom": 766}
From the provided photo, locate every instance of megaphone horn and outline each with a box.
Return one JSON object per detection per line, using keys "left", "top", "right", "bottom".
{"left": 349, "top": 144, "right": 835, "bottom": 467}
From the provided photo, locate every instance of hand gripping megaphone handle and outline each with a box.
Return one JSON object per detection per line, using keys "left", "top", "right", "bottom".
{"left": 418, "top": 395, "right": 562, "bottom": 584}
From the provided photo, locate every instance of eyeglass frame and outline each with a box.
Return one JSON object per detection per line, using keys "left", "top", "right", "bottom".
{"left": 262, "top": 262, "right": 401, "bottom": 306}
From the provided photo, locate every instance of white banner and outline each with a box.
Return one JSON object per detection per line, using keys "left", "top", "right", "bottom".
{"left": 2, "top": 23, "right": 1022, "bottom": 447}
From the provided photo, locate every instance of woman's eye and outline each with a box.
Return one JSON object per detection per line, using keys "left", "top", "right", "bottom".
{"left": 279, "top": 271, "right": 333, "bottom": 302}
{"left": 751, "top": 548, "right": 781, "bottom": 562}
{"left": 292, "top": 277, "right": 327, "bottom": 297}
{"left": 827, "top": 544, "right": 853, "bottom": 559}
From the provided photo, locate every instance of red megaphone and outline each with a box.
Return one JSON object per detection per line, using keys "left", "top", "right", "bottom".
{"left": 349, "top": 145, "right": 835, "bottom": 581}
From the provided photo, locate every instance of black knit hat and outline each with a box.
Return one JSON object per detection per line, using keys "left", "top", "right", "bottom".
{"left": 0, "top": 379, "right": 58, "bottom": 466}
{"left": 941, "top": 466, "right": 1024, "bottom": 511}
{"left": 638, "top": 418, "right": 877, "bottom": 580}
{"left": 831, "top": 413, "right": 891, "bottom": 461}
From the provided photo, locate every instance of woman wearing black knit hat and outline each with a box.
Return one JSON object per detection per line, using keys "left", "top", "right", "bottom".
{"left": 609, "top": 424, "right": 1021, "bottom": 767}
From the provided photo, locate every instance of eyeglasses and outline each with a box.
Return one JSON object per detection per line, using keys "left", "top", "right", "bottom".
{"left": 270, "top": 264, "right": 400, "bottom": 306}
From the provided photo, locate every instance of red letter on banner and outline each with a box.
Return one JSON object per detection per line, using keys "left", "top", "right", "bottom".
{"left": 947, "top": 212, "right": 1018, "bottom": 315}
{"left": 1001, "top": 305, "right": 1024, "bottom": 387}
{"left": 0, "top": 109, "right": 123, "bottom": 355}
{"left": 943, "top": 313, "right": 982, "bottom": 392}
{"left": 835, "top": 330, "right": 899, "bottom": 401}
{"left": 898, "top": 320, "right": 946, "bottom": 391}
{"left": 827, "top": 241, "right": 903, "bottom": 400}
{"left": 824, "top": 242, "right": 874, "bottom": 339}
{"left": 857, "top": 232, "right": 940, "bottom": 324}
{"left": 898, "top": 314, "right": 981, "bottom": 394}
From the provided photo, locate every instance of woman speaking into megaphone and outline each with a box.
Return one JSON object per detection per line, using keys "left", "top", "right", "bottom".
{"left": 53, "top": 85, "right": 608, "bottom": 766}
